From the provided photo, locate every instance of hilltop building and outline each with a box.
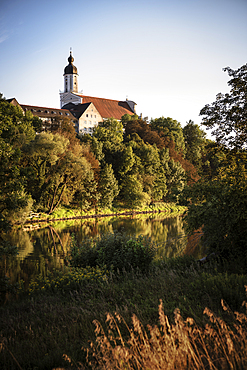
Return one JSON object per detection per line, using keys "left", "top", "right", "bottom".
{"left": 20, "top": 104, "right": 77, "bottom": 131}
{"left": 7, "top": 51, "right": 138, "bottom": 134}
{"left": 60, "top": 51, "right": 137, "bottom": 134}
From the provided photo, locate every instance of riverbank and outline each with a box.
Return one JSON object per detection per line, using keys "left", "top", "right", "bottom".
{"left": 1, "top": 255, "right": 247, "bottom": 369}
{"left": 20, "top": 202, "right": 186, "bottom": 226}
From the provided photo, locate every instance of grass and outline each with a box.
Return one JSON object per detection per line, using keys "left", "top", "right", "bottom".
{"left": 84, "top": 296, "right": 247, "bottom": 370}
{"left": 1, "top": 256, "right": 247, "bottom": 369}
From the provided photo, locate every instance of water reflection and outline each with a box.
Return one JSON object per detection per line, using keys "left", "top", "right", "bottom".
{"left": 2, "top": 214, "right": 204, "bottom": 287}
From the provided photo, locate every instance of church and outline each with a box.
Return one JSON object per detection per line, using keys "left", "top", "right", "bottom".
{"left": 59, "top": 51, "right": 137, "bottom": 134}
{"left": 9, "top": 52, "right": 137, "bottom": 134}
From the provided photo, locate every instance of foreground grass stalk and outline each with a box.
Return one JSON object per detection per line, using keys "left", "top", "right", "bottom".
{"left": 82, "top": 296, "right": 247, "bottom": 370}
{"left": 0, "top": 341, "right": 23, "bottom": 370}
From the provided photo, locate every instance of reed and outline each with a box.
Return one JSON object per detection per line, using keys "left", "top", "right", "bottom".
{"left": 82, "top": 292, "right": 247, "bottom": 370}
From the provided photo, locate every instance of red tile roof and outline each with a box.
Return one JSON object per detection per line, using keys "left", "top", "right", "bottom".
{"left": 78, "top": 95, "right": 135, "bottom": 120}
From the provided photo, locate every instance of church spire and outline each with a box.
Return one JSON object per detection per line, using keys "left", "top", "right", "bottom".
{"left": 68, "top": 50, "right": 74, "bottom": 64}
{"left": 63, "top": 50, "right": 78, "bottom": 93}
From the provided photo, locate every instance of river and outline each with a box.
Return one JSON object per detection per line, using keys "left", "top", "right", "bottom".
{"left": 2, "top": 213, "right": 204, "bottom": 289}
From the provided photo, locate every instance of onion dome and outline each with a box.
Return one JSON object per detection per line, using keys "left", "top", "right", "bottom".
{"left": 64, "top": 51, "right": 78, "bottom": 75}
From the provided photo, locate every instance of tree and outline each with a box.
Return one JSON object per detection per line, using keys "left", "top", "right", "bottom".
{"left": 93, "top": 118, "right": 124, "bottom": 171}
{"left": 0, "top": 138, "right": 32, "bottom": 219}
{"left": 94, "top": 118, "right": 124, "bottom": 149}
{"left": 99, "top": 164, "right": 119, "bottom": 209}
{"left": 182, "top": 63, "right": 247, "bottom": 264}
{"left": 182, "top": 168, "right": 247, "bottom": 263}
{"left": 150, "top": 117, "right": 186, "bottom": 155}
{"left": 163, "top": 138, "right": 199, "bottom": 185}
{"left": 183, "top": 120, "right": 207, "bottom": 173}
{"left": 152, "top": 167, "right": 167, "bottom": 201}
{"left": 121, "top": 113, "right": 138, "bottom": 128}
{"left": 165, "top": 159, "right": 186, "bottom": 200}
{"left": 0, "top": 97, "right": 35, "bottom": 293}
{"left": 76, "top": 176, "right": 100, "bottom": 213}
{"left": 23, "top": 132, "right": 69, "bottom": 205}
{"left": 121, "top": 174, "right": 150, "bottom": 209}
{"left": 124, "top": 118, "right": 199, "bottom": 185}
{"left": 131, "top": 142, "right": 167, "bottom": 201}
{"left": 200, "top": 63, "right": 247, "bottom": 150}
{"left": 125, "top": 119, "right": 165, "bottom": 149}
{"left": 24, "top": 110, "right": 43, "bottom": 133}
{"left": 0, "top": 97, "right": 34, "bottom": 220}
{"left": 118, "top": 145, "right": 136, "bottom": 178}
{"left": 0, "top": 96, "right": 35, "bottom": 146}
{"left": 23, "top": 132, "right": 94, "bottom": 213}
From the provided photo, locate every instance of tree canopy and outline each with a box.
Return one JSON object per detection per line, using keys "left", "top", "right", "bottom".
{"left": 0, "top": 93, "right": 209, "bottom": 216}
{"left": 150, "top": 117, "right": 186, "bottom": 154}
{"left": 200, "top": 63, "right": 247, "bottom": 150}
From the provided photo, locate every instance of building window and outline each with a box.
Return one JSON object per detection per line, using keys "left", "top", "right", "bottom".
{"left": 86, "top": 114, "right": 88, "bottom": 117}
{"left": 84, "top": 120, "right": 87, "bottom": 124}
{"left": 95, "top": 115, "right": 96, "bottom": 118}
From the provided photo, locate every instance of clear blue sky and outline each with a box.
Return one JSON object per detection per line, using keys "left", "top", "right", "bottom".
{"left": 0, "top": 0, "right": 246, "bottom": 135}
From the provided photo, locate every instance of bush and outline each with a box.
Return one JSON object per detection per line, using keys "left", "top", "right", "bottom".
{"left": 21, "top": 266, "right": 108, "bottom": 296}
{"left": 69, "top": 232, "right": 156, "bottom": 274}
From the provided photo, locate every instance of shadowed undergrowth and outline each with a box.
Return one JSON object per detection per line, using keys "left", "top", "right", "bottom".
{"left": 1, "top": 256, "right": 247, "bottom": 369}
{"left": 1, "top": 232, "right": 247, "bottom": 369}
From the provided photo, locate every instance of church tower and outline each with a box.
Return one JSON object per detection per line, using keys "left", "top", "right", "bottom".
{"left": 60, "top": 51, "right": 82, "bottom": 108}
{"left": 64, "top": 51, "right": 78, "bottom": 93}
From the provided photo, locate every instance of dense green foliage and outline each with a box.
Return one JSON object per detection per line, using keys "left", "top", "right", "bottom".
{"left": 181, "top": 63, "right": 247, "bottom": 262}
{"left": 0, "top": 93, "right": 205, "bottom": 224}
{"left": 182, "top": 168, "right": 247, "bottom": 261}
{"left": 182, "top": 119, "right": 208, "bottom": 174}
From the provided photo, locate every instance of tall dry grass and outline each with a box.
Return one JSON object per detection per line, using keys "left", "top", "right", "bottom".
{"left": 81, "top": 291, "right": 247, "bottom": 370}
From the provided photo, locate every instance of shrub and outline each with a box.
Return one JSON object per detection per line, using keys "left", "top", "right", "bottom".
{"left": 21, "top": 266, "right": 108, "bottom": 296}
{"left": 69, "top": 232, "right": 156, "bottom": 274}
{"left": 69, "top": 236, "right": 98, "bottom": 268}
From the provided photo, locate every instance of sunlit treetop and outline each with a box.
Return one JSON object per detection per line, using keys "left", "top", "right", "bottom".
{"left": 200, "top": 63, "right": 247, "bottom": 150}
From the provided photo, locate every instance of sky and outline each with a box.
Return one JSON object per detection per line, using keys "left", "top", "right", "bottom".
{"left": 0, "top": 0, "right": 247, "bottom": 137}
